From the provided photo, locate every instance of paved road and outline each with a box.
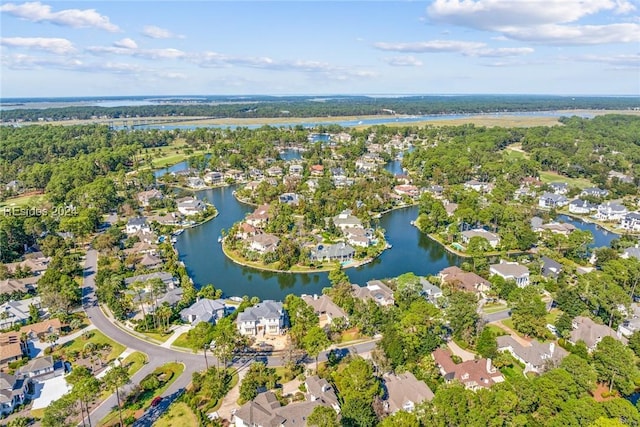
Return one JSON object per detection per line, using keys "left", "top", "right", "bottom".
{"left": 82, "top": 249, "right": 380, "bottom": 425}
{"left": 482, "top": 309, "right": 511, "bottom": 323}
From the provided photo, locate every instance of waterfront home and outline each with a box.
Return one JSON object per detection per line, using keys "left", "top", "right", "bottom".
{"left": 180, "top": 298, "right": 226, "bottom": 325}
{"left": 496, "top": 336, "right": 568, "bottom": 374}
{"left": 224, "top": 169, "right": 245, "bottom": 182}
{"left": 568, "top": 316, "right": 627, "bottom": 352}
{"left": 540, "top": 222, "right": 576, "bottom": 236}
{"left": 125, "top": 217, "right": 151, "bottom": 234}
{"left": 0, "top": 372, "right": 28, "bottom": 416}
{"left": 186, "top": 177, "right": 206, "bottom": 189}
{"left": 234, "top": 391, "right": 325, "bottom": 427}
{"left": 130, "top": 229, "right": 158, "bottom": 245}
{"left": 305, "top": 375, "right": 340, "bottom": 413}
{"left": 352, "top": 280, "right": 395, "bottom": 307}
{"left": 548, "top": 182, "right": 569, "bottom": 195}
{"left": 444, "top": 201, "right": 458, "bottom": 216}
{"left": 595, "top": 201, "right": 628, "bottom": 221}
{"left": 176, "top": 197, "right": 207, "bottom": 216}
{"left": 334, "top": 132, "right": 352, "bottom": 143}
{"left": 238, "top": 223, "right": 258, "bottom": 240}
{"left": 248, "top": 233, "right": 280, "bottom": 253}
{"left": 393, "top": 184, "right": 420, "bottom": 198}
{"left": 432, "top": 348, "right": 504, "bottom": 390}
{"left": 122, "top": 241, "right": 158, "bottom": 257}
{"left": 538, "top": 192, "right": 569, "bottom": 209}
{"left": 124, "top": 271, "right": 178, "bottom": 289}
{"left": 439, "top": 266, "right": 491, "bottom": 297}
{"left": 344, "top": 227, "right": 372, "bottom": 247}
{"left": 569, "top": 199, "right": 598, "bottom": 214}
{"left": 355, "top": 158, "right": 377, "bottom": 172}
{"left": 581, "top": 187, "right": 609, "bottom": 198}
{"left": 420, "top": 278, "right": 444, "bottom": 304}
{"left": 204, "top": 171, "right": 224, "bottom": 185}
{"left": 237, "top": 300, "right": 286, "bottom": 336}
{"left": 489, "top": 261, "right": 530, "bottom": 287}
{"left": 383, "top": 372, "right": 434, "bottom": 414}
{"left": 618, "top": 304, "right": 640, "bottom": 338}
{"left": 244, "top": 180, "right": 262, "bottom": 193}
{"left": 310, "top": 243, "right": 355, "bottom": 263}
{"left": 540, "top": 256, "right": 563, "bottom": 279}
{"left": 333, "top": 210, "right": 363, "bottom": 230}
{"left": 620, "top": 212, "right": 640, "bottom": 232}
{"left": 138, "top": 253, "right": 163, "bottom": 269}
{"left": 302, "top": 294, "right": 348, "bottom": 327}
{"left": 246, "top": 204, "right": 271, "bottom": 228}
{"left": 137, "top": 189, "right": 163, "bottom": 207}
{"left": 460, "top": 229, "right": 500, "bottom": 248}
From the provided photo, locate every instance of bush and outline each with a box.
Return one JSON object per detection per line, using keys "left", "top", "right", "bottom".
{"left": 44, "top": 346, "right": 53, "bottom": 355}
{"left": 140, "top": 375, "right": 161, "bottom": 391}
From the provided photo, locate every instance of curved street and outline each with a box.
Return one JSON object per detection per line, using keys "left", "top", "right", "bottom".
{"left": 82, "top": 249, "right": 379, "bottom": 425}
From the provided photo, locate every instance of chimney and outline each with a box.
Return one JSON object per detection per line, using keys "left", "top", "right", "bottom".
{"left": 486, "top": 358, "right": 494, "bottom": 373}
{"left": 549, "top": 342, "right": 555, "bottom": 354}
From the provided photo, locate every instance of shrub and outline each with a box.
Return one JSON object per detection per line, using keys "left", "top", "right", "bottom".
{"left": 140, "top": 375, "right": 161, "bottom": 391}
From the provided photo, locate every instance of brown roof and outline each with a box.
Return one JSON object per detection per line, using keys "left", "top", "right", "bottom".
{"left": 439, "top": 266, "right": 490, "bottom": 294}
{"left": 0, "top": 342, "right": 22, "bottom": 364}
{"left": 20, "top": 319, "right": 62, "bottom": 336}
{"left": 384, "top": 372, "right": 434, "bottom": 413}
{"left": 432, "top": 348, "right": 503, "bottom": 389}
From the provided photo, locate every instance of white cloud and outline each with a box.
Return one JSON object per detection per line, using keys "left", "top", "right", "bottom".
{"left": 0, "top": 37, "right": 75, "bottom": 54}
{"left": 0, "top": 2, "right": 120, "bottom": 32}
{"left": 384, "top": 55, "right": 424, "bottom": 66}
{"left": 570, "top": 53, "right": 640, "bottom": 68}
{"left": 113, "top": 38, "right": 138, "bottom": 49}
{"left": 87, "top": 45, "right": 186, "bottom": 60}
{"left": 373, "top": 39, "right": 533, "bottom": 58}
{"left": 427, "top": 0, "right": 638, "bottom": 45}
{"left": 141, "top": 25, "right": 184, "bottom": 39}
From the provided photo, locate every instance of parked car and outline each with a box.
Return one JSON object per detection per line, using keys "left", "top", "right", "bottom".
{"left": 151, "top": 396, "right": 163, "bottom": 407}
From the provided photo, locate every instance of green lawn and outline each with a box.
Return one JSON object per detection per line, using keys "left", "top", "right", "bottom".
{"left": 485, "top": 325, "right": 508, "bottom": 337}
{"left": 171, "top": 332, "right": 191, "bottom": 349}
{"left": 482, "top": 303, "right": 509, "bottom": 314}
{"left": 545, "top": 309, "right": 562, "bottom": 326}
{"left": 137, "top": 330, "right": 172, "bottom": 344}
{"left": 539, "top": 170, "right": 594, "bottom": 189}
{"left": 122, "top": 351, "right": 148, "bottom": 376}
{"left": 154, "top": 402, "right": 199, "bottom": 427}
{"left": 0, "top": 193, "right": 46, "bottom": 208}
{"left": 57, "top": 330, "right": 125, "bottom": 363}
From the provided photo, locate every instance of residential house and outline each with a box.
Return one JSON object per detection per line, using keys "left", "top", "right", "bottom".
{"left": 301, "top": 294, "right": 348, "bottom": 327}
{"left": 176, "top": 197, "right": 207, "bottom": 216}
{"left": 621, "top": 212, "right": 640, "bottom": 232}
{"left": 460, "top": 229, "right": 500, "bottom": 248}
{"left": 608, "top": 170, "right": 634, "bottom": 184}
{"left": 18, "top": 355, "right": 64, "bottom": 380}
{"left": 622, "top": 246, "right": 640, "bottom": 260}
{"left": 246, "top": 204, "right": 271, "bottom": 228}
{"left": 0, "top": 276, "right": 39, "bottom": 296}
{"left": 538, "top": 192, "right": 569, "bottom": 209}
{"left": 0, "top": 333, "right": 24, "bottom": 366}
{"left": 496, "top": 336, "right": 568, "bottom": 374}
{"left": 569, "top": 316, "right": 627, "bottom": 351}
{"left": 333, "top": 210, "right": 362, "bottom": 230}
{"left": 490, "top": 261, "right": 530, "bottom": 287}
{"left": 444, "top": 201, "right": 458, "bottom": 217}
{"left": 439, "top": 266, "right": 491, "bottom": 296}
{"left": 432, "top": 348, "right": 504, "bottom": 390}
{"left": 234, "top": 391, "right": 324, "bottom": 427}
{"left": 383, "top": 372, "right": 434, "bottom": 414}
{"left": 426, "top": 185, "right": 444, "bottom": 199}
{"left": 238, "top": 223, "right": 258, "bottom": 240}
{"left": 137, "top": 253, "right": 163, "bottom": 269}
{"left": 310, "top": 164, "right": 324, "bottom": 176}
{"left": 288, "top": 164, "right": 303, "bottom": 176}
{"left": 595, "top": 201, "right": 628, "bottom": 221}
{"left": 204, "top": 171, "right": 224, "bottom": 185}
{"left": 124, "top": 271, "right": 178, "bottom": 289}
{"left": 514, "top": 186, "right": 536, "bottom": 200}
{"left": 310, "top": 243, "right": 355, "bottom": 263}
{"left": 464, "top": 180, "right": 492, "bottom": 193}
{"left": 352, "top": 280, "right": 395, "bottom": 306}
{"left": 244, "top": 180, "right": 262, "bottom": 192}
{"left": 343, "top": 227, "right": 372, "bottom": 248}
{"left": 334, "top": 132, "right": 352, "bottom": 143}
{"left": 186, "top": 177, "right": 206, "bottom": 189}
{"left": 6, "top": 253, "right": 50, "bottom": 277}
{"left": 355, "top": 158, "right": 377, "bottom": 172}
{"left": 548, "top": 182, "right": 569, "bottom": 195}
{"left": 278, "top": 193, "right": 300, "bottom": 205}
{"left": 581, "top": 187, "right": 609, "bottom": 198}
{"left": 248, "top": 233, "right": 280, "bottom": 253}
{"left": 225, "top": 169, "right": 245, "bottom": 182}
{"left": 541, "top": 222, "right": 576, "bottom": 236}
{"left": 541, "top": 256, "right": 563, "bottom": 280}
{"left": 305, "top": 375, "right": 340, "bottom": 413}
{"left": 0, "top": 373, "right": 28, "bottom": 416}
{"left": 0, "top": 297, "right": 41, "bottom": 330}
{"left": 618, "top": 304, "right": 640, "bottom": 338}
{"left": 569, "top": 199, "right": 598, "bottom": 214}
{"left": 266, "top": 166, "right": 283, "bottom": 177}
{"left": 237, "top": 300, "right": 286, "bottom": 336}
{"left": 125, "top": 217, "right": 151, "bottom": 234}
{"left": 20, "top": 319, "right": 62, "bottom": 341}
{"left": 394, "top": 185, "right": 420, "bottom": 198}
{"left": 137, "top": 189, "right": 163, "bottom": 207}
{"left": 420, "top": 278, "right": 444, "bottom": 304}
{"left": 179, "top": 298, "right": 226, "bottom": 325}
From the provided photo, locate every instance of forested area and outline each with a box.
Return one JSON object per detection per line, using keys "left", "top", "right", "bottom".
{"left": 2, "top": 94, "right": 638, "bottom": 122}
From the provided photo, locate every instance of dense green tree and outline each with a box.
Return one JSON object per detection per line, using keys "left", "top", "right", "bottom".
{"left": 307, "top": 405, "right": 340, "bottom": 427}
{"left": 447, "top": 291, "right": 479, "bottom": 346}
{"left": 476, "top": 326, "right": 498, "bottom": 359}
{"left": 187, "top": 321, "right": 215, "bottom": 369}
{"left": 508, "top": 286, "right": 547, "bottom": 338}
{"left": 592, "top": 336, "right": 640, "bottom": 395}
{"left": 102, "top": 364, "right": 130, "bottom": 427}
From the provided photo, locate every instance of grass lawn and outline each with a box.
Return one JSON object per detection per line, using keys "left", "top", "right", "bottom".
{"left": 503, "top": 144, "right": 530, "bottom": 159}
{"left": 154, "top": 402, "right": 199, "bottom": 427}
{"left": 171, "top": 332, "right": 191, "bottom": 349}
{"left": 501, "top": 318, "right": 516, "bottom": 331}
{"left": 57, "top": 330, "right": 125, "bottom": 363}
{"left": 123, "top": 351, "right": 148, "bottom": 376}
{"left": 138, "top": 330, "right": 172, "bottom": 344}
{"left": 482, "top": 303, "right": 509, "bottom": 314}
{"left": 0, "top": 193, "right": 46, "bottom": 209}
{"left": 99, "top": 362, "right": 185, "bottom": 427}
{"left": 485, "top": 325, "right": 508, "bottom": 337}
{"left": 545, "top": 309, "right": 562, "bottom": 325}
{"left": 340, "top": 328, "right": 362, "bottom": 343}
{"left": 539, "top": 170, "right": 594, "bottom": 189}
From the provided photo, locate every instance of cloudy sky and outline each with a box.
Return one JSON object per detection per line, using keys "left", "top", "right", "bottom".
{"left": 1, "top": 0, "right": 639, "bottom": 97}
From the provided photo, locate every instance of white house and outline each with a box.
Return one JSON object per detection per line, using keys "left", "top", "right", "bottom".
{"left": 179, "top": 298, "right": 226, "bottom": 325}
{"left": 595, "top": 201, "right": 628, "bottom": 221}
{"left": 186, "top": 177, "right": 206, "bottom": 189}
{"left": 569, "top": 199, "right": 598, "bottom": 214}
{"left": 620, "top": 212, "right": 640, "bottom": 232}
{"left": 538, "top": 192, "right": 569, "bottom": 209}
{"left": 176, "top": 197, "right": 207, "bottom": 216}
{"left": 460, "top": 229, "right": 500, "bottom": 248}
{"left": 125, "top": 217, "right": 151, "bottom": 234}
{"left": 333, "top": 210, "right": 362, "bottom": 230}
{"left": 490, "top": 261, "right": 530, "bottom": 287}
{"left": 248, "top": 233, "right": 280, "bottom": 253}
{"left": 204, "top": 171, "right": 224, "bottom": 185}
{"left": 237, "top": 300, "right": 286, "bottom": 336}
{"left": 548, "top": 182, "right": 569, "bottom": 195}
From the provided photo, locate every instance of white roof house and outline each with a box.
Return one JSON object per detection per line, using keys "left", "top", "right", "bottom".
{"left": 490, "top": 261, "right": 530, "bottom": 287}
{"left": 176, "top": 197, "right": 207, "bottom": 216}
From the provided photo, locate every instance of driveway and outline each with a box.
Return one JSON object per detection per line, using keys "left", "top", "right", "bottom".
{"left": 447, "top": 340, "right": 476, "bottom": 361}
{"left": 31, "top": 375, "right": 71, "bottom": 410}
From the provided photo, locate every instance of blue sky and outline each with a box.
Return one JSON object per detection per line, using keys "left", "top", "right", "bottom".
{"left": 1, "top": 1, "right": 639, "bottom": 97}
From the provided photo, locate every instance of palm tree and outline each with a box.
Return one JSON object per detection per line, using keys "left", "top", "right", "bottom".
{"left": 131, "top": 281, "right": 148, "bottom": 330}
{"left": 156, "top": 304, "right": 172, "bottom": 332}
{"left": 46, "top": 333, "right": 59, "bottom": 351}
{"left": 102, "top": 363, "right": 130, "bottom": 427}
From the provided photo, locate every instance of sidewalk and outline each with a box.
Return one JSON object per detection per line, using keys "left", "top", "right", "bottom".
{"left": 161, "top": 325, "right": 191, "bottom": 348}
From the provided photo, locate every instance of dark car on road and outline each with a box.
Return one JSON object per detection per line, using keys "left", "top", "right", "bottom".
{"left": 151, "top": 396, "right": 162, "bottom": 407}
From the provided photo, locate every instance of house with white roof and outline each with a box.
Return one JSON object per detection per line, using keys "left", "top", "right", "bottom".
{"left": 538, "top": 192, "right": 569, "bottom": 209}
{"left": 179, "top": 298, "right": 226, "bottom": 325}
{"left": 176, "top": 197, "right": 207, "bottom": 216}
{"left": 569, "top": 199, "right": 598, "bottom": 214}
{"left": 490, "top": 261, "right": 530, "bottom": 287}
{"left": 595, "top": 201, "right": 628, "bottom": 221}
{"left": 125, "top": 217, "right": 151, "bottom": 234}
{"left": 460, "top": 229, "right": 500, "bottom": 248}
